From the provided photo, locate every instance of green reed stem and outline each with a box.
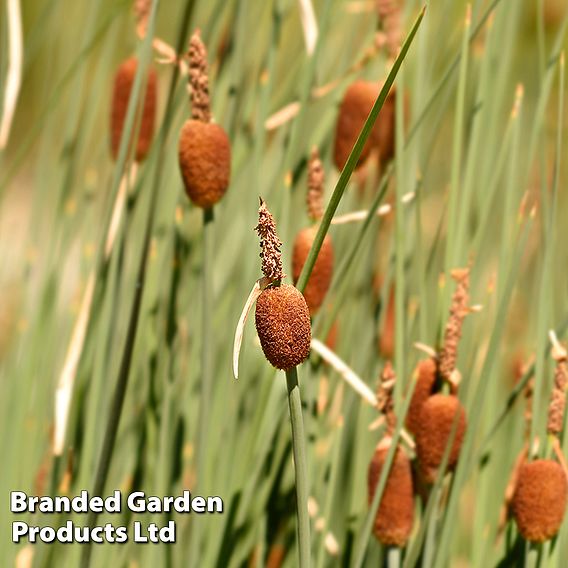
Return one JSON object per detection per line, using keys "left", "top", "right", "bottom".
{"left": 78, "top": 0, "right": 196, "bottom": 564}
{"left": 285, "top": 367, "right": 311, "bottom": 568}
{"left": 296, "top": 6, "right": 425, "bottom": 294}
{"left": 189, "top": 207, "right": 215, "bottom": 564}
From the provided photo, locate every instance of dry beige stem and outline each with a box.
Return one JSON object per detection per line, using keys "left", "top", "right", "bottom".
{"left": 547, "top": 331, "right": 568, "bottom": 437}
{"left": 256, "top": 198, "right": 285, "bottom": 282}
{"left": 310, "top": 338, "right": 377, "bottom": 406}
{"left": 188, "top": 30, "right": 211, "bottom": 123}
{"left": 16, "top": 546, "right": 34, "bottom": 568}
{"left": 298, "top": 0, "right": 318, "bottom": 55}
{"left": 233, "top": 277, "right": 271, "bottom": 379}
{"left": 307, "top": 147, "right": 325, "bottom": 221}
{"left": 0, "top": 0, "right": 22, "bottom": 149}
{"left": 439, "top": 268, "right": 471, "bottom": 386}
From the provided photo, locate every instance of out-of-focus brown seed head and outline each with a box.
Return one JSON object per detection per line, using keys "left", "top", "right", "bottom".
{"left": 255, "top": 284, "right": 311, "bottom": 370}
{"left": 405, "top": 358, "right": 438, "bottom": 436}
{"left": 547, "top": 344, "right": 567, "bottom": 437}
{"left": 439, "top": 268, "right": 470, "bottom": 384}
{"left": 178, "top": 120, "right": 231, "bottom": 208}
{"left": 370, "top": 85, "right": 397, "bottom": 165}
{"left": 256, "top": 199, "right": 285, "bottom": 282}
{"left": 415, "top": 394, "right": 467, "bottom": 483}
{"left": 307, "top": 147, "right": 325, "bottom": 221}
{"left": 110, "top": 57, "right": 157, "bottom": 162}
{"left": 333, "top": 81, "right": 379, "bottom": 172}
{"left": 325, "top": 319, "right": 339, "bottom": 352}
{"left": 512, "top": 459, "right": 567, "bottom": 542}
{"left": 367, "top": 443, "right": 414, "bottom": 547}
{"left": 376, "top": 0, "right": 403, "bottom": 59}
{"left": 333, "top": 80, "right": 406, "bottom": 173}
{"left": 292, "top": 226, "right": 334, "bottom": 316}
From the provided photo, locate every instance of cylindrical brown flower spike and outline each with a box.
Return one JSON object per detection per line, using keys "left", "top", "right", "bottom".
{"left": 333, "top": 80, "right": 402, "bottom": 173}
{"left": 547, "top": 337, "right": 567, "bottom": 437}
{"left": 292, "top": 149, "right": 334, "bottom": 316}
{"left": 376, "top": 0, "right": 403, "bottom": 59}
{"left": 415, "top": 394, "right": 467, "bottom": 483}
{"left": 405, "top": 358, "right": 438, "bottom": 437}
{"left": 439, "top": 268, "right": 470, "bottom": 387}
{"left": 178, "top": 30, "right": 231, "bottom": 209}
{"left": 368, "top": 438, "right": 414, "bottom": 547}
{"left": 512, "top": 459, "right": 568, "bottom": 542}
{"left": 254, "top": 200, "right": 311, "bottom": 370}
{"left": 306, "top": 148, "right": 325, "bottom": 222}
{"left": 333, "top": 81, "right": 379, "bottom": 172}
{"left": 110, "top": 57, "right": 157, "bottom": 162}
{"left": 292, "top": 227, "right": 334, "bottom": 316}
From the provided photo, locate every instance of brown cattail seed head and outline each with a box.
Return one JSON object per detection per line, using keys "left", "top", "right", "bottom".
{"left": 333, "top": 81, "right": 379, "bottom": 172}
{"left": 415, "top": 394, "right": 467, "bottom": 483}
{"left": 256, "top": 199, "right": 285, "bottom": 282}
{"left": 292, "top": 226, "right": 334, "bottom": 315}
{"left": 371, "top": 86, "right": 403, "bottom": 167}
{"left": 188, "top": 30, "right": 211, "bottom": 123}
{"left": 110, "top": 57, "right": 157, "bottom": 162}
{"left": 547, "top": 345, "right": 567, "bottom": 437}
{"left": 512, "top": 459, "right": 567, "bottom": 542}
{"left": 178, "top": 31, "right": 231, "bottom": 208}
{"left": 376, "top": 0, "right": 403, "bottom": 59}
{"left": 439, "top": 268, "right": 470, "bottom": 384}
{"left": 368, "top": 442, "right": 414, "bottom": 547}
{"left": 134, "top": 0, "right": 151, "bottom": 38}
{"left": 255, "top": 284, "right": 311, "bottom": 370}
{"left": 307, "top": 148, "right": 325, "bottom": 221}
{"left": 178, "top": 120, "right": 231, "bottom": 208}
{"left": 405, "top": 358, "right": 438, "bottom": 436}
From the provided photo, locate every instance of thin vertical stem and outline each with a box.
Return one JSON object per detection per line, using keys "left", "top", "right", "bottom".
{"left": 197, "top": 207, "right": 214, "bottom": 484}
{"left": 190, "top": 206, "right": 215, "bottom": 565}
{"left": 286, "top": 367, "right": 311, "bottom": 567}
{"left": 387, "top": 547, "right": 401, "bottom": 568}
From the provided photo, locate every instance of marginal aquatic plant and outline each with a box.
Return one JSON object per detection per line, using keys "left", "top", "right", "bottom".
{"left": 292, "top": 149, "right": 334, "bottom": 316}
{"left": 178, "top": 30, "right": 231, "bottom": 208}
{"left": 368, "top": 363, "right": 414, "bottom": 547}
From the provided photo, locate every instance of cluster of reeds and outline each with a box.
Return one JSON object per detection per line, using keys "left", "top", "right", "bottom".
{"left": 3, "top": 1, "right": 568, "bottom": 568}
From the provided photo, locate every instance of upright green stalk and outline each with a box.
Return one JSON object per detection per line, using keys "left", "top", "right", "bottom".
{"left": 189, "top": 207, "right": 214, "bottom": 564}
{"left": 285, "top": 367, "right": 311, "bottom": 567}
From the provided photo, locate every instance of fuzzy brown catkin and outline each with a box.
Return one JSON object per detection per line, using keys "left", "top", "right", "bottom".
{"left": 368, "top": 443, "right": 414, "bottom": 547}
{"left": 307, "top": 148, "right": 325, "bottom": 221}
{"left": 256, "top": 200, "right": 285, "bottom": 282}
{"left": 291, "top": 227, "right": 333, "bottom": 315}
{"left": 376, "top": 0, "right": 403, "bottom": 59}
{"left": 110, "top": 57, "right": 157, "bottom": 162}
{"left": 178, "top": 121, "right": 231, "bottom": 208}
{"left": 439, "top": 268, "right": 470, "bottom": 383}
{"left": 255, "top": 285, "right": 311, "bottom": 370}
{"left": 415, "top": 394, "right": 467, "bottom": 483}
{"left": 547, "top": 357, "right": 567, "bottom": 436}
{"left": 512, "top": 460, "right": 568, "bottom": 542}
{"left": 188, "top": 30, "right": 211, "bottom": 123}
{"left": 405, "top": 358, "right": 438, "bottom": 436}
